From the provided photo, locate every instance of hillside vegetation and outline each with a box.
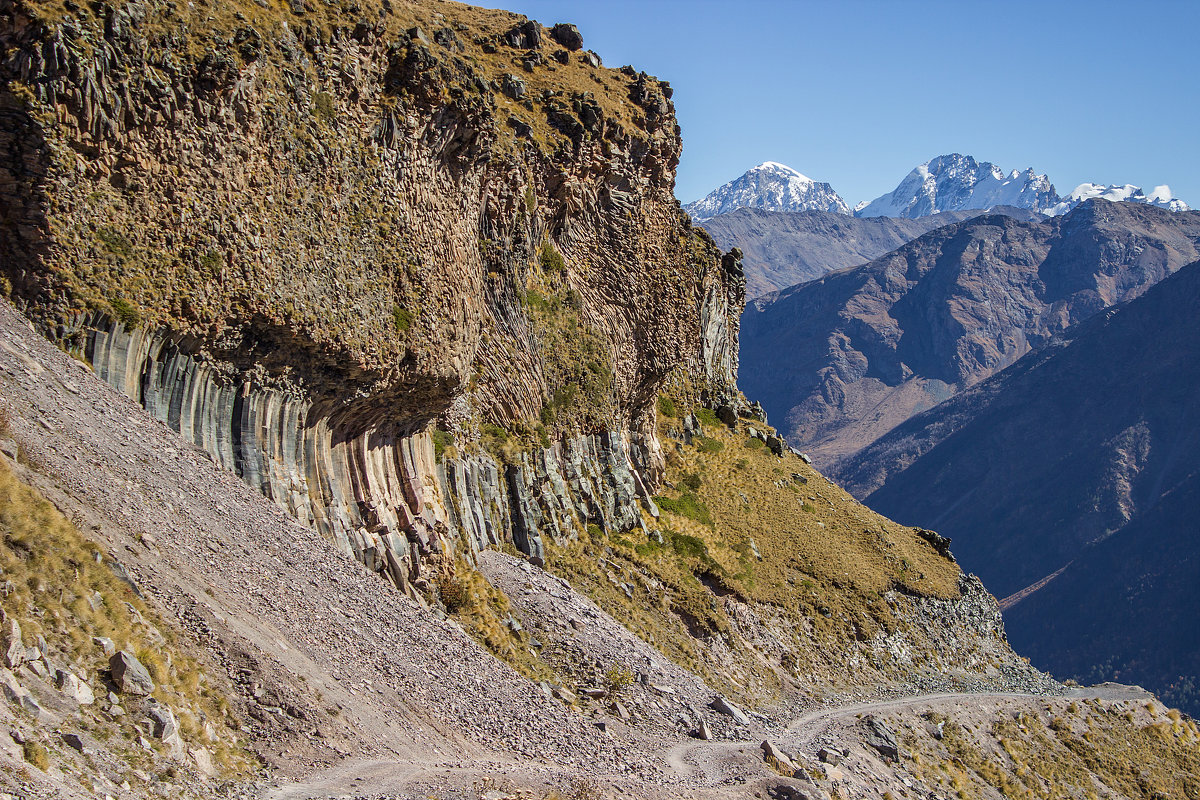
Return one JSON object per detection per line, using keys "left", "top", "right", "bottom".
{"left": 0, "top": 450, "right": 253, "bottom": 796}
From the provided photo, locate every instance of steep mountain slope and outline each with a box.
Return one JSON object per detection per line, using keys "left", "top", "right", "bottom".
{"left": 740, "top": 200, "right": 1200, "bottom": 469}
{"left": 3, "top": 1, "right": 1200, "bottom": 798}
{"left": 701, "top": 206, "right": 1042, "bottom": 298}
{"left": 838, "top": 259, "right": 1200, "bottom": 713}
{"left": 1005, "top": 470, "right": 1200, "bottom": 714}
{"left": 855, "top": 154, "right": 1059, "bottom": 218}
{"left": 684, "top": 162, "right": 850, "bottom": 222}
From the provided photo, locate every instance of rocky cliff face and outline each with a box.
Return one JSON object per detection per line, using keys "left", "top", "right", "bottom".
{"left": 740, "top": 200, "right": 1200, "bottom": 469}
{"left": 0, "top": 0, "right": 743, "bottom": 585}
{"left": 83, "top": 313, "right": 667, "bottom": 596}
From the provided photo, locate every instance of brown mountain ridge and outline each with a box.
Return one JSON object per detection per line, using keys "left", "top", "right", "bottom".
{"left": 838, "top": 258, "right": 1200, "bottom": 714}
{"left": 740, "top": 199, "right": 1200, "bottom": 471}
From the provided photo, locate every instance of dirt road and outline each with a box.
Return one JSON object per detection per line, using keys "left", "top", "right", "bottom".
{"left": 661, "top": 682, "right": 1152, "bottom": 786}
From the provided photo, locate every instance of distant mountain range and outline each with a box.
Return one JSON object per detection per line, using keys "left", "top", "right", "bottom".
{"left": 683, "top": 162, "right": 849, "bottom": 222}
{"left": 700, "top": 206, "right": 1042, "bottom": 298}
{"left": 685, "top": 153, "right": 1190, "bottom": 223}
{"left": 740, "top": 200, "right": 1200, "bottom": 471}
{"left": 738, "top": 199, "right": 1200, "bottom": 713}
{"left": 842, "top": 258, "right": 1200, "bottom": 714}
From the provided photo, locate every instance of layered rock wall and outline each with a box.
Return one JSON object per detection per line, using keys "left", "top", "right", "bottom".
{"left": 84, "top": 315, "right": 659, "bottom": 591}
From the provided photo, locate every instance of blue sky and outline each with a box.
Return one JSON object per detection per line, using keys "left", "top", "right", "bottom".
{"left": 479, "top": 0, "right": 1198, "bottom": 208}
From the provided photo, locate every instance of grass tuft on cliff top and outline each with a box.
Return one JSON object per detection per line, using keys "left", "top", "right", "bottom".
{"left": 20, "top": 0, "right": 661, "bottom": 154}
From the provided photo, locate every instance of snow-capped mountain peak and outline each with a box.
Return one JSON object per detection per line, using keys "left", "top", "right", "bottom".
{"left": 684, "top": 162, "right": 850, "bottom": 222}
{"left": 855, "top": 153, "right": 1191, "bottom": 218}
{"left": 1043, "top": 182, "right": 1191, "bottom": 215}
{"left": 855, "top": 154, "right": 1058, "bottom": 219}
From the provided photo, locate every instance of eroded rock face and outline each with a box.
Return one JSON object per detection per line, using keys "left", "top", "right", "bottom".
{"left": 0, "top": 2, "right": 744, "bottom": 581}
{"left": 0, "top": 0, "right": 742, "bottom": 432}
{"left": 82, "top": 315, "right": 663, "bottom": 590}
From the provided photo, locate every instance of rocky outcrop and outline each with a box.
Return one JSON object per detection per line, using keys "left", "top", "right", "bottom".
{"left": 0, "top": 0, "right": 742, "bottom": 421}
{"left": 80, "top": 312, "right": 661, "bottom": 590}
{"left": 740, "top": 200, "right": 1200, "bottom": 469}
{"left": 0, "top": 1, "right": 743, "bottom": 582}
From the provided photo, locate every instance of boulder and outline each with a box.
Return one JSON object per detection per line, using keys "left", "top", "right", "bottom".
{"left": 2, "top": 619, "right": 23, "bottom": 670}
{"left": 549, "top": 22, "right": 583, "bottom": 51}
{"left": 521, "top": 50, "right": 543, "bottom": 72}
{"left": 715, "top": 405, "right": 737, "bottom": 429}
{"left": 915, "top": 527, "right": 955, "bottom": 561}
{"left": 863, "top": 714, "right": 900, "bottom": 761}
{"left": 695, "top": 717, "right": 713, "bottom": 740}
{"left": 93, "top": 636, "right": 116, "bottom": 656}
{"left": 56, "top": 669, "right": 95, "bottom": 705}
{"left": 766, "top": 786, "right": 809, "bottom": 800}
{"left": 148, "top": 704, "right": 185, "bottom": 757}
{"left": 61, "top": 732, "right": 95, "bottom": 755}
{"left": 406, "top": 26, "right": 430, "bottom": 47}
{"left": 110, "top": 650, "right": 155, "bottom": 695}
{"left": 501, "top": 73, "right": 526, "bottom": 101}
{"left": 581, "top": 51, "right": 601, "bottom": 68}
{"left": 817, "top": 747, "right": 843, "bottom": 765}
{"left": 925, "top": 719, "right": 945, "bottom": 740}
{"left": 432, "top": 27, "right": 463, "bottom": 52}
{"left": 0, "top": 668, "right": 41, "bottom": 717}
{"left": 711, "top": 695, "right": 750, "bottom": 725}
{"left": 191, "top": 747, "right": 216, "bottom": 776}
{"left": 504, "top": 20, "right": 540, "bottom": 49}
{"left": 766, "top": 436, "right": 785, "bottom": 456}
{"left": 760, "top": 739, "right": 799, "bottom": 775}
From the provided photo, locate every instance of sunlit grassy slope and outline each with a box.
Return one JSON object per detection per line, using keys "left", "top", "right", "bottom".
{"left": 544, "top": 401, "right": 962, "bottom": 703}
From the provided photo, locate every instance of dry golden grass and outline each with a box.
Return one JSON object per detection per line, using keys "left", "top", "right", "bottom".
{"left": 542, "top": 400, "right": 963, "bottom": 704}
{"left": 438, "top": 554, "right": 554, "bottom": 683}
{"left": 651, "top": 408, "right": 959, "bottom": 606}
{"left": 906, "top": 699, "right": 1200, "bottom": 800}
{"left": 0, "top": 457, "right": 253, "bottom": 775}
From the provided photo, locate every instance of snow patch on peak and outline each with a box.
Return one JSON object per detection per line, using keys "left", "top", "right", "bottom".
{"left": 1044, "top": 182, "right": 1191, "bottom": 215}
{"left": 1148, "top": 185, "right": 1174, "bottom": 203}
{"left": 753, "top": 161, "right": 813, "bottom": 182}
